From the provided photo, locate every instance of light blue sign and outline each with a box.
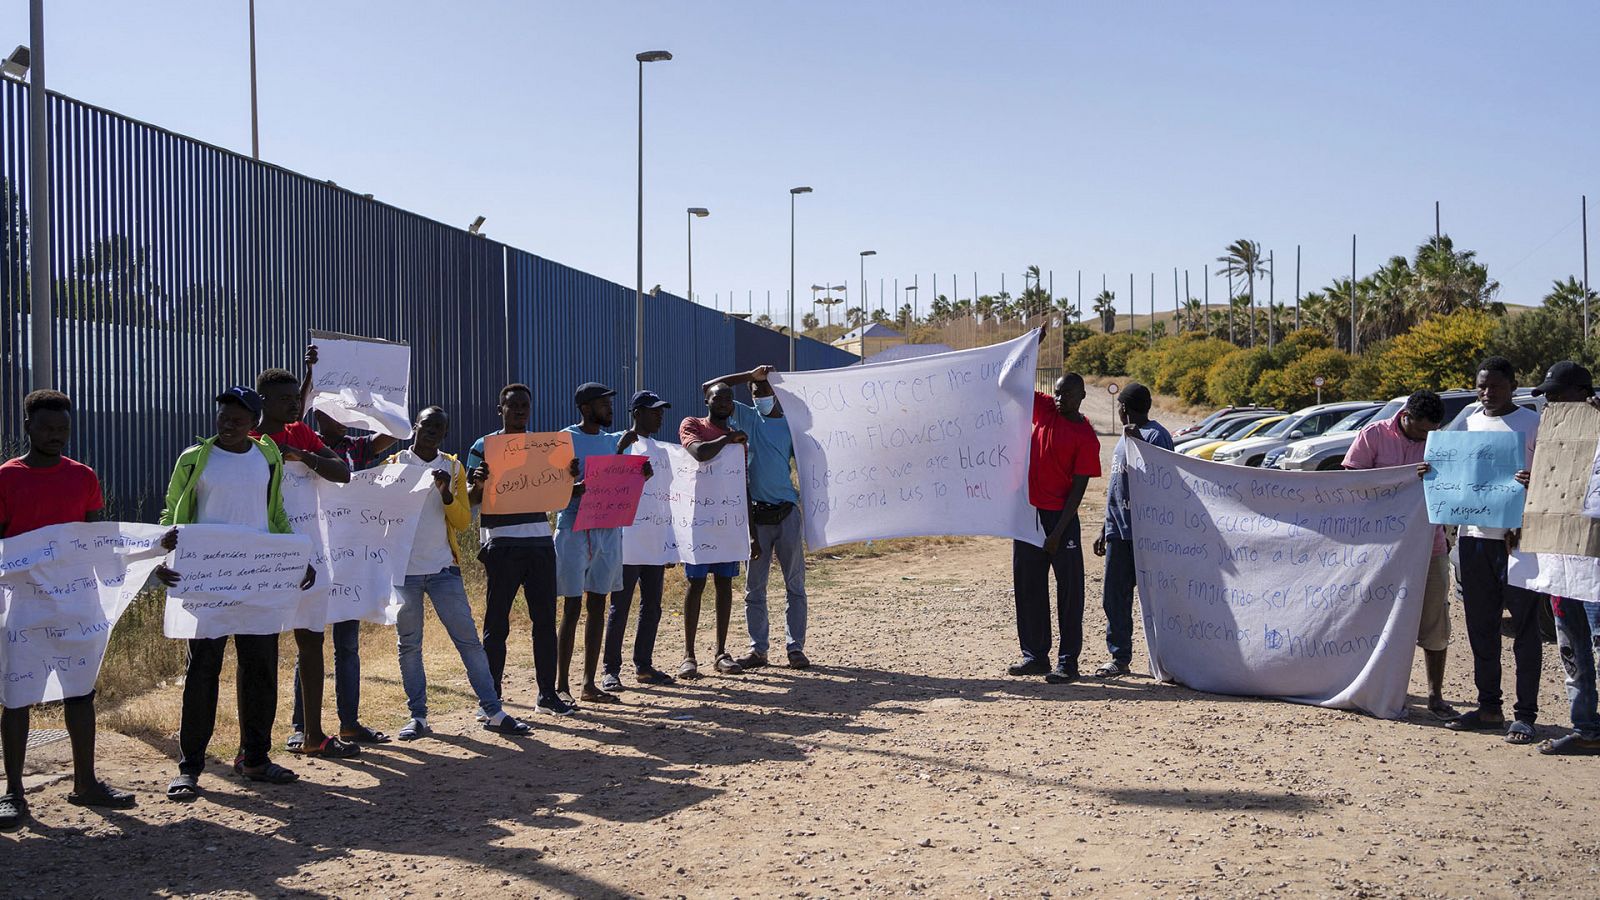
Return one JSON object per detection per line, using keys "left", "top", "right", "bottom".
{"left": 1422, "top": 431, "right": 1526, "bottom": 528}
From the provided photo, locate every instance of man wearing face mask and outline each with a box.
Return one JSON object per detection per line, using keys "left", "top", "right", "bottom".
{"left": 700, "top": 365, "right": 810, "bottom": 670}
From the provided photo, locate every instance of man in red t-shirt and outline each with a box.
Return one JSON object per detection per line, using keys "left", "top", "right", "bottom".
{"left": 1010, "top": 370, "right": 1101, "bottom": 683}
{"left": 675, "top": 382, "right": 751, "bottom": 678}
{"left": 0, "top": 390, "right": 168, "bottom": 827}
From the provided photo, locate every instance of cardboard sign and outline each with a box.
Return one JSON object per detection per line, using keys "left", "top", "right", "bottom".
{"left": 306, "top": 330, "right": 413, "bottom": 438}
{"left": 1522, "top": 403, "right": 1600, "bottom": 557}
{"left": 480, "top": 431, "right": 576, "bottom": 516}
{"left": 573, "top": 454, "right": 649, "bottom": 530}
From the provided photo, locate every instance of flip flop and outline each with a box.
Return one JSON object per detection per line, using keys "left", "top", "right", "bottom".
{"left": 340, "top": 724, "right": 391, "bottom": 745}
{"left": 483, "top": 716, "right": 533, "bottom": 735}
{"left": 302, "top": 736, "right": 361, "bottom": 759}
{"left": 1504, "top": 721, "right": 1536, "bottom": 745}
{"left": 1538, "top": 733, "right": 1600, "bottom": 755}
{"left": 67, "top": 780, "right": 137, "bottom": 809}
{"left": 581, "top": 689, "right": 623, "bottom": 704}
{"left": 166, "top": 775, "right": 202, "bottom": 802}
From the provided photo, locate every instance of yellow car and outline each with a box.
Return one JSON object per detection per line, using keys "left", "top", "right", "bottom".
{"left": 1184, "top": 415, "right": 1286, "bottom": 460}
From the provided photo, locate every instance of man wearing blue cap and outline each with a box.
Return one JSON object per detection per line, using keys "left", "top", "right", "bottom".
{"left": 601, "top": 390, "right": 678, "bottom": 691}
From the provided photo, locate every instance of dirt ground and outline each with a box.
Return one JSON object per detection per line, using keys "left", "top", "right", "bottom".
{"left": 6, "top": 385, "right": 1600, "bottom": 898}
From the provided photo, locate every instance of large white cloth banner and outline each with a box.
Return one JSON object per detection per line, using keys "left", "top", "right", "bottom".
{"left": 0, "top": 522, "right": 168, "bottom": 707}
{"left": 306, "top": 331, "right": 414, "bottom": 439}
{"left": 622, "top": 438, "right": 750, "bottom": 566}
{"left": 163, "top": 527, "right": 316, "bottom": 639}
{"left": 280, "top": 462, "right": 433, "bottom": 629}
{"left": 1125, "top": 442, "right": 1431, "bottom": 719}
{"left": 1509, "top": 551, "right": 1600, "bottom": 603}
{"left": 769, "top": 330, "right": 1042, "bottom": 549}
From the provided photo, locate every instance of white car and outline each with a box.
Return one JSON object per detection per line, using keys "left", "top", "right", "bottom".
{"left": 1211, "top": 401, "right": 1380, "bottom": 467}
{"left": 1277, "top": 390, "right": 1478, "bottom": 471}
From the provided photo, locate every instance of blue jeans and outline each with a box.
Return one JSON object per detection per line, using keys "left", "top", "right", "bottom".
{"left": 1552, "top": 596, "right": 1600, "bottom": 740}
{"left": 1101, "top": 536, "right": 1137, "bottom": 666}
{"left": 291, "top": 619, "right": 360, "bottom": 732}
{"left": 395, "top": 567, "right": 502, "bottom": 720}
{"left": 604, "top": 565, "right": 665, "bottom": 675}
{"left": 1012, "top": 508, "right": 1085, "bottom": 670}
{"left": 745, "top": 511, "right": 807, "bottom": 654}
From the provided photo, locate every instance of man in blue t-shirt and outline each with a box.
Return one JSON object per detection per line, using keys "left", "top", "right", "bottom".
{"left": 1090, "top": 383, "right": 1173, "bottom": 677}
{"left": 702, "top": 365, "right": 810, "bottom": 670}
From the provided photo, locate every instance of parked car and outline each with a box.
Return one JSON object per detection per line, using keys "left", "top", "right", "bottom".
{"left": 1185, "top": 415, "right": 1286, "bottom": 459}
{"left": 1171, "top": 405, "right": 1283, "bottom": 440}
{"left": 1263, "top": 404, "right": 1382, "bottom": 469}
{"left": 1172, "top": 411, "right": 1282, "bottom": 454}
{"left": 1212, "top": 401, "right": 1379, "bottom": 467}
{"left": 1278, "top": 389, "right": 1477, "bottom": 470}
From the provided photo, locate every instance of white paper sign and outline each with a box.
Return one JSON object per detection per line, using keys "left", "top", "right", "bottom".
{"left": 769, "top": 330, "right": 1042, "bottom": 549}
{"left": 163, "top": 527, "right": 315, "bottom": 639}
{"left": 280, "top": 462, "right": 433, "bottom": 629}
{"left": 307, "top": 331, "right": 414, "bottom": 439}
{"left": 0, "top": 522, "right": 168, "bottom": 707}
{"left": 1509, "top": 551, "right": 1600, "bottom": 603}
{"left": 1125, "top": 443, "right": 1432, "bottom": 719}
{"left": 1584, "top": 437, "right": 1600, "bottom": 519}
{"left": 622, "top": 438, "right": 750, "bottom": 566}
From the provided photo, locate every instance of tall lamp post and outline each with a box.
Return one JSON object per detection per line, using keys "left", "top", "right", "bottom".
{"left": 788, "top": 186, "right": 813, "bottom": 369}
{"left": 633, "top": 49, "right": 672, "bottom": 393}
{"left": 904, "top": 284, "right": 918, "bottom": 328}
{"left": 813, "top": 283, "right": 847, "bottom": 329}
{"left": 858, "top": 250, "right": 877, "bottom": 363}
{"left": 686, "top": 207, "right": 708, "bottom": 307}
{"left": 22, "top": 0, "right": 51, "bottom": 388}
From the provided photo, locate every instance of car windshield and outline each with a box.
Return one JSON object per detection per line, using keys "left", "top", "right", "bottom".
{"left": 1241, "top": 417, "right": 1283, "bottom": 437}
{"left": 1328, "top": 407, "right": 1379, "bottom": 434}
{"left": 1262, "top": 415, "right": 1302, "bottom": 438}
{"left": 1213, "top": 416, "right": 1265, "bottom": 438}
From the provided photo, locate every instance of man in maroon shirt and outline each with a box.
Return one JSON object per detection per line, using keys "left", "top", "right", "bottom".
{"left": 1010, "top": 369, "right": 1102, "bottom": 684}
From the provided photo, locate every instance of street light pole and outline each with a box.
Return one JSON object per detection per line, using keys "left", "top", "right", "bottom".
{"left": 634, "top": 49, "right": 672, "bottom": 394}
{"left": 858, "top": 250, "right": 876, "bottom": 364}
{"left": 27, "top": 0, "right": 51, "bottom": 389}
{"left": 249, "top": 0, "right": 260, "bottom": 159}
{"left": 788, "top": 186, "right": 812, "bottom": 369}
{"left": 687, "top": 207, "right": 708, "bottom": 309}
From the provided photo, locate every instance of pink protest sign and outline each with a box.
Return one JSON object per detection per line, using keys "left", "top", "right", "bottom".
{"left": 574, "top": 455, "right": 650, "bottom": 530}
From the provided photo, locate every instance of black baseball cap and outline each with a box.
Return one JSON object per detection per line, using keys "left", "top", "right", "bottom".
{"left": 573, "top": 382, "right": 617, "bottom": 406}
{"left": 215, "top": 386, "right": 264, "bottom": 417}
{"left": 630, "top": 390, "right": 671, "bottom": 411}
{"left": 1532, "top": 361, "right": 1594, "bottom": 396}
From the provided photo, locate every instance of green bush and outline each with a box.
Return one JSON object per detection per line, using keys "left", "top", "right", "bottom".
{"left": 1204, "top": 347, "right": 1276, "bottom": 405}
{"left": 1373, "top": 309, "right": 1494, "bottom": 396}
{"left": 1064, "top": 332, "right": 1143, "bottom": 376}
{"left": 1255, "top": 348, "right": 1355, "bottom": 409}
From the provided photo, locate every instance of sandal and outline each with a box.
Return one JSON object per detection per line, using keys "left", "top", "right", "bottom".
{"left": 67, "top": 780, "right": 137, "bottom": 809}
{"left": 232, "top": 758, "right": 300, "bottom": 784}
{"left": 483, "top": 715, "right": 533, "bottom": 735}
{"left": 1538, "top": 733, "right": 1600, "bottom": 756}
{"left": 1504, "top": 721, "right": 1537, "bottom": 745}
{"left": 636, "top": 666, "right": 676, "bottom": 685}
{"left": 340, "top": 724, "right": 391, "bottom": 745}
{"left": 302, "top": 736, "right": 361, "bottom": 759}
{"left": 676, "top": 658, "right": 701, "bottom": 680}
{"left": 0, "top": 792, "right": 28, "bottom": 828}
{"left": 1445, "top": 709, "right": 1505, "bottom": 732}
{"left": 714, "top": 654, "right": 744, "bottom": 675}
{"left": 166, "top": 774, "right": 202, "bottom": 802}
{"left": 1094, "top": 661, "right": 1131, "bottom": 678}
{"left": 397, "top": 719, "right": 432, "bottom": 741}
{"left": 581, "top": 688, "right": 622, "bottom": 704}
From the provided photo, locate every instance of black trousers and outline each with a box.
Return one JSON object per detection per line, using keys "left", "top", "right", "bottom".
{"left": 179, "top": 633, "right": 279, "bottom": 774}
{"left": 479, "top": 541, "right": 559, "bottom": 701}
{"left": 1458, "top": 536, "right": 1544, "bottom": 722}
{"left": 1012, "top": 508, "right": 1085, "bottom": 671}
{"left": 604, "top": 564, "right": 666, "bottom": 675}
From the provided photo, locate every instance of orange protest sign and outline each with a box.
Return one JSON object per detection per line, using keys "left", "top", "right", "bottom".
{"left": 481, "top": 432, "right": 576, "bottom": 515}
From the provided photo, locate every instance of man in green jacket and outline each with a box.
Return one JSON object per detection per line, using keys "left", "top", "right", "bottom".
{"left": 163, "top": 387, "right": 315, "bottom": 801}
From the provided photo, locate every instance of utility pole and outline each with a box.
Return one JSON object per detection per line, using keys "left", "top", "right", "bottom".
{"left": 1584, "top": 195, "right": 1590, "bottom": 337}
{"left": 1350, "top": 234, "right": 1358, "bottom": 354}
{"left": 27, "top": 0, "right": 52, "bottom": 389}
{"left": 1294, "top": 245, "right": 1301, "bottom": 332}
{"left": 1268, "top": 249, "right": 1275, "bottom": 348}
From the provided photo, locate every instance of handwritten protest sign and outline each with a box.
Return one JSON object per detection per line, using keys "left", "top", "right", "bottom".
{"left": 280, "top": 462, "right": 434, "bottom": 629}
{"left": 0, "top": 522, "right": 168, "bottom": 707}
{"left": 1522, "top": 403, "right": 1600, "bottom": 557}
{"left": 769, "top": 330, "right": 1042, "bottom": 549}
{"left": 481, "top": 432, "right": 575, "bottom": 516}
{"left": 1422, "top": 431, "right": 1525, "bottom": 528}
{"left": 306, "top": 330, "right": 413, "bottom": 438}
{"left": 1125, "top": 442, "right": 1431, "bottom": 719}
{"left": 1509, "top": 551, "right": 1600, "bottom": 604}
{"left": 573, "top": 455, "right": 648, "bottom": 530}
{"left": 622, "top": 439, "right": 750, "bottom": 565}
{"left": 163, "top": 527, "right": 315, "bottom": 640}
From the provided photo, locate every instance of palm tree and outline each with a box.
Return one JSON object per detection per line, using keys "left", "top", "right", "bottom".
{"left": 845, "top": 306, "right": 866, "bottom": 330}
{"left": 952, "top": 297, "right": 974, "bottom": 319}
{"left": 1412, "top": 235, "right": 1500, "bottom": 315}
{"left": 1092, "top": 289, "right": 1117, "bottom": 333}
{"left": 1182, "top": 296, "right": 1204, "bottom": 332}
{"left": 1217, "top": 239, "right": 1271, "bottom": 347}
{"left": 1543, "top": 276, "right": 1595, "bottom": 312}
{"left": 1365, "top": 255, "right": 1415, "bottom": 341}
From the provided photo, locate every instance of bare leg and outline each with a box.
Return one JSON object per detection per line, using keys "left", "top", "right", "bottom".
{"left": 557, "top": 596, "right": 582, "bottom": 696}
{"left": 713, "top": 574, "right": 735, "bottom": 658}
{"left": 683, "top": 578, "right": 707, "bottom": 663}
{"left": 580, "top": 592, "right": 613, "bottom": 700}
{"left": 63, "top": 698, "right": 99, "bottom": 793}
{"left": 1425, "top": 649, "right": 1453, "bottom": 716}
{"left": 1, "top": 706, "right": 28, "bottom": 797}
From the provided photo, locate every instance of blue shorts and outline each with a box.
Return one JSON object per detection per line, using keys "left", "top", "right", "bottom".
{"left": 554, "top": 526, "right": 624, "bottom": 597}
{"left": 684, "top": 561, "right": 741, "bottom": 580}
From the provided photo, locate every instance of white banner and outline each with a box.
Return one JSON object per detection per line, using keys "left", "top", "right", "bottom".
{"left": 307, "top": 331, "right": 414, "bottom": 438}
{"left": 0, "top": 522, "right": 168, "bottom": 707}
{"left": 1126, "top": 443, "right": 1431, "bottom": 719}
{"left": 281, "top": 462, "right": 433, "bottom": 629}
{"left": 1509, "top": 551, "right": 1600, "bottom": 603}
{"left": 769, "top": 330, "right": 1042, "bottom": 549}
{"left": 163, "top": 527, "right": 316, "bottom": 639}
{"left": 622, "top": 438, "right": 750, "bottom": 566}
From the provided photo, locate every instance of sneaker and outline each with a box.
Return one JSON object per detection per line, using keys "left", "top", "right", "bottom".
{"left": 787, "top": 649, "right": 811, "bottom": 670}
{"left": 536, "top": 694, "right": 576, "bottom": 717}
{"left": 1006, "top": 659, "right": 1050, "bottom": 677}
{"left": 1044, "top": 666, "right": 1080, "bottom": 685}
{"left": 735, "top": 651, "right": 769, "bottom": 670}
{"left": 600, "top": 672, "right": 625, "bottom": 692}
{"left": 714, "top": 654, "right": 745, "bottom": 675}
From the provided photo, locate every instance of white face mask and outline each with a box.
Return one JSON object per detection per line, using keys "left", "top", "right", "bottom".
{"left": 755, "top": 395, "right": 776, "bottom": 415}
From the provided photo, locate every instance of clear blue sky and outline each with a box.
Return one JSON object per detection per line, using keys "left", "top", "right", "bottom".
{"left": 5, "top": 2, "right": 1596, "bottom": 326}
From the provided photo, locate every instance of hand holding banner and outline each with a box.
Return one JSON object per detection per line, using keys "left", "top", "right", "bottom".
{"left": 574, "top": 455, "right": 648, "bottom": 530}
{"left": 162, "top": 527, "right": 315, "bottom": 640}
{"left": 306, "top": 330, "right": 413, "bottom": 439}
{"left": 1422, "top": 431, "right": 1525, "bottom": 528}
{"left": 481, "top": 432, "right": 575, "bottom": 515}
{"left": 0, "top": 522, "right": 169, "bottom": 707}
{"left": 622, "top": 439, "right": 750, "bottom": 565}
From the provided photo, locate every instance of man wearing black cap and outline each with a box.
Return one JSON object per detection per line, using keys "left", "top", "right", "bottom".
{"left": 600, "top": 390, "right": 678, "bottom": 691}
{"left": 1091, "top": 382, "right": 1173, "bottom": 678}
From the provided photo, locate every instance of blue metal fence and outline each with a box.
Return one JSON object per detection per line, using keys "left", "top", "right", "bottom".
{"left": 0, "top": 81, "right": 855, "bottom": 519}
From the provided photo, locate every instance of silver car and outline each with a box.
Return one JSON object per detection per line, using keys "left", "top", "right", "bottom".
{"left": 1278, "top": 390, "right": 1477, "bottom": 470}
{"left": 1211, "top": 401, "right": 1379, "bottom": 467}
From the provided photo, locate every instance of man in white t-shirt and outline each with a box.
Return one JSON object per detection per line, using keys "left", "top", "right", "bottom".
{"left": 1447, "top": 356, "right": 1545, "bottom": 744}
{"left": 389, "top": 406, "right": 531, "bottom": 740}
